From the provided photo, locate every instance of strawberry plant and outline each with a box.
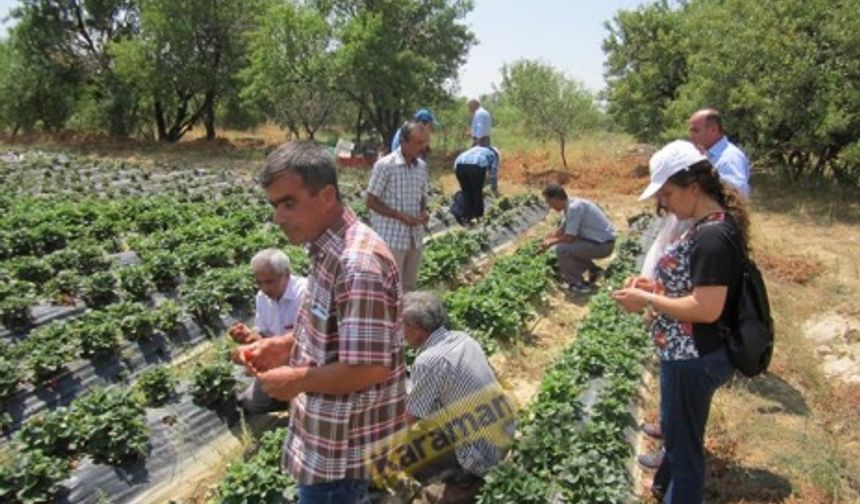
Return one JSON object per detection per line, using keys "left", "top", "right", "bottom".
{"left": 11, "top": 257, "right": 54, "bottom": 285}
{"left": 181, "top": 283, "right": 226, "bottom": 326}
{"left": 212, "top": 427, "right": 297, "bottom": 503}
{"left": 478, "top": 237, "right": 650, "bottom": 503}
{"left": 80, "top": 271, "right": 118, "bottom": 308}
{"left": 25, "top": 322, "right": 79, "bottom": 382}
{"left": 73, "top": 242, "right": 111, "bottom": 275}
{"left": 444, "top": 241, "right": 552, "bottom": 350}
{"left": 16, "top": 407, "right": 80, "bottom": 458}
{"left": 154, "top": 299, "right": 183, "bottom": 335}
{"left": 418, "top": 230, "right": 488, "bottom": 288}
{"left": 135, "top": 365, "right": 176, "bottom": 407}
{"left": 0, "top": 448, "right": 71, "bottom": 504}
{"left": 0, "top": 296, "right": 33, "bottom": 331}
{"left": 74, "top": 313, "right": 121, "bottom": 358}
{"left": 43, "top": 269, "right": 81, "bottom": 301}
{"left": 45, "top": 247, "right": 81, "bottom": 272}
{"left": 119, "top": 265, "right": 153, "bottom": 301}
{"left": 144, "top": 251, "right": 181, "bottom": 291}
{"left": 72, "top": 387, "right": 149, "bottom": 464}
{"left": 107, "top": 301, "right": 157, "bottom": 341}
{"left": 190, "top": 361, "right": 237, "bottom": 407}
{"left": 0, "top": 356, "right": 22, "bottom": 400}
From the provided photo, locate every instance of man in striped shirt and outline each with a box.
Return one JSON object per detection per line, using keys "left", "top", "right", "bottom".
{"left": 240, "top": 141, "right": 407, "bottom": 504}
{"left": 403, "top": 291, "right": 515, "bottom": 488}
{"left": 366, "top": 121, "right": 431, "bottom": 292}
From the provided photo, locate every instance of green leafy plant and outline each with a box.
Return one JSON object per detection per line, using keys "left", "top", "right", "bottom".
{"left": 11, "top": 257, "right": 54, "bottom": 285}
{"left": 119, "top": 265, "right": 153, "bottom": 301}
{"left": 190, "top": 362, "right": 237, "bottom": 407}
{"left": 135, "top": 366, "right": 176, "bottom": 407}
{"left": 478, "top": 237, "right": 649, "bottom": 503}
{"left": 80, "top": 271, "right": 118, "bottom": 308}
{"left": 24, "top": 322, "right": 80, "bottom": 383}
{"left": 0, "top": 448, "right": 71, "bottom": 504}
{"left": 0, "top": 356, "right": 22, "bottom": 400}
{"left": 212, "top": 427, "right": 296, "bottom": 503}
{"left": 16, "top": 407, "right": 80, "bottom": 458}
{"left": 154, "top": 299, "right": 183, "bottom": 335}
{"left": 74, "top": 313, "right": 121, "bottom": 358}
{"left": 418, "top": 230, "right": 488, "bottom": 288}
{"left": 0, "top": 296, "right": 33, "bottom": 331}
{"left": 43, "top": 269, "right": 81, "bottom": 300}
{"left": 107, "top": 301, "right": 157, "bottom": 341}
{"left": 144, "top": 252, "right": 181, "bottom": 291}
{"left": 71, "top": 387, "right": 150, "bottom": 464}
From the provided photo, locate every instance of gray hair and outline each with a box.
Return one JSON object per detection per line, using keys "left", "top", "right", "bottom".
{"left": 250, "top": 248, "right": 291, "bottom": 276}
{"left": 399, "top": 120, "right": 428, "bottom": 145}
{"left": 402, "top": 291, "right": 446, "bottom": 333}
{"left": 257, "top": 141, "right": 340, "bottom": 200}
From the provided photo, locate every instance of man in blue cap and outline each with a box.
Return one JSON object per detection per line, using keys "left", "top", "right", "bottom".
{"left": 391, "top": 108, "right": 438, "bottom": 154}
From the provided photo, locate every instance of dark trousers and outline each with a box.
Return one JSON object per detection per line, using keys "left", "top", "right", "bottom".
{"left": 297, "top": 479, "right": 370, "bottom": 504}
{"left": 654, "top": 348, "right": 734, "bottom": 503}
{"left": 455, "top": 163, "right": 486, "bottom": 221}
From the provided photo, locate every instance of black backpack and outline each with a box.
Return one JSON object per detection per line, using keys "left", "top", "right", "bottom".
{"left": 720, "top": 219, "right": 775, "bottom": 377}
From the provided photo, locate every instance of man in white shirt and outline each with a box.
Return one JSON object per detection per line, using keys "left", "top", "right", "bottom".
{"left": 468, "top": 98, "right": 492, "bottom": 145}
{"left": 228, "top": 248, "right": 307, "bottom": 412}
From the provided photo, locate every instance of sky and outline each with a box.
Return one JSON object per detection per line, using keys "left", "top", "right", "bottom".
{"left": 457, "top": 0, "right": 646, "bottom": 97}
{"left": 0, "top": 0, "right": 647, "bottom": 96}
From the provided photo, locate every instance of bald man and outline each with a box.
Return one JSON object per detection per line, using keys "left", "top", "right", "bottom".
{"left": 687, "top": 108, "right": 751, "bottom": 197}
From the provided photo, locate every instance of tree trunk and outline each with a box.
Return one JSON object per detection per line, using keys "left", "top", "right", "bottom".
{"left": 559, "top": 134, "right": 568, "bottom": 169}
{"left": 154, "top": 99, "right": 167, "bottom": 142}
{"left": 203, "top": 91, "right": 216, "bottom": 141}
{"left": 354, "top": 108, "right": 363, "bottom": 146}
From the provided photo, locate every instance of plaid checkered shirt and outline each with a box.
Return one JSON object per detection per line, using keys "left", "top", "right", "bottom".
{"left": 281, "top": 208, "right": 407, "bottom": 485}
{"left": 367, "top": 149, "right": 429, "bottom": 251}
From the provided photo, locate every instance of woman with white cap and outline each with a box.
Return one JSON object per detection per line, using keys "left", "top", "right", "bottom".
{"left": 613, "top": 139, "right": 749, "bottom": 503}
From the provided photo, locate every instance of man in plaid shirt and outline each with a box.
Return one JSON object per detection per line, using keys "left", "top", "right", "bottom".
{"left": 366, "top": 121, "right": 431, "bottom": 292}
{"left": 239, "top": 141, "right": 407, "bottom": 503}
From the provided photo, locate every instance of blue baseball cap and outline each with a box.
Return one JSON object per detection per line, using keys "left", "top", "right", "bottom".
{"left": 414, "top": 108, "right": 439, "bottom": 126}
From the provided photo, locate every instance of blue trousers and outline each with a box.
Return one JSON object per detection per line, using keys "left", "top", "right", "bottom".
{"left": 297, "top": 479, "right": 370, "bottom": 504}
{"left": 656, "top": 348, "right": 734, "bottom": 504}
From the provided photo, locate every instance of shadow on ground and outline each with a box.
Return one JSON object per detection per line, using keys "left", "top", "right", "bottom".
{"left": 731, "top": 372, "right": 811, "bottom": 417}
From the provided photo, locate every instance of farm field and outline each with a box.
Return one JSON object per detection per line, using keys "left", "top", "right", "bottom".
{"left": 1, "top": 130, "right": 859, "bottom": 504}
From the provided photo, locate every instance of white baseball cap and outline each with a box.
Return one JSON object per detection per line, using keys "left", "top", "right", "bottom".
{"left": 638, "top": 140, "right": 707, "bottom": 201}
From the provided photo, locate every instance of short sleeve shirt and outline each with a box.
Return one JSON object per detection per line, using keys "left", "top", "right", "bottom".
{"left": 563, "top": 198, "right": 617, "bottom": 243}
{"left": 282, "top": 208, "right": 407, "bottom": 485}
{"left": 407, "top": 328, "right": 515, "bottom": 476}
{"left": 254, "top": 276, "right": 307, "bottom": 337}
{"left": 708, "top": 136, "right": 751, "bottom": 198}
{"left": 471, "top": 107, "right": 492, "bottom": 139}
{"left": 367, "top": 149, "right": 429, "bottom": 250}
{"left": 651, "top": 212, "right": 743, "bottom": 361}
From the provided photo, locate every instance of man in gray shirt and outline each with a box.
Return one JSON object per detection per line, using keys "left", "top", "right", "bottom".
{"left": 402, "top": 291, "right": 515, "bottom": 491}
{"left": 539, "top": 183, "right": 616, "bottom": 294}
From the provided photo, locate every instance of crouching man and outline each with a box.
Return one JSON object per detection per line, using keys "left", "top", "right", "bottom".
{"left": 402, "top": 291, "right": 515, "bottom": 491}
{"left": 229, "top": 248, "right": 306, "bottom": 413}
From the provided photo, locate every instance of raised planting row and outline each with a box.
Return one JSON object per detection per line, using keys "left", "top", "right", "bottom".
{"left": 476, "top": 236, "right": 650, "bottom": 504}
{"left": 0, "top": 348, "right": 256, "bottom": 503}
{"left": 0, "top": 192, "right": 536, "bottom": 431}
{"left": 444, "top": 240, "right": 554, "bottom": 354}
{"left": 0, "top": 151, "right": 254, "bottom": 199}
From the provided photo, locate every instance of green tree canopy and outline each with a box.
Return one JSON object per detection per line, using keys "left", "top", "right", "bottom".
{"left": 501, "top": 59, "right": 602, "bottom": 168}
{"left": 603, "top": 0, "right": 860, "bottom": 183}
{"left": 241, "top": 0, "right": 337, "bottom": 140}
{"left": 325, "top": 0, "right": 476, "bottom": 144}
